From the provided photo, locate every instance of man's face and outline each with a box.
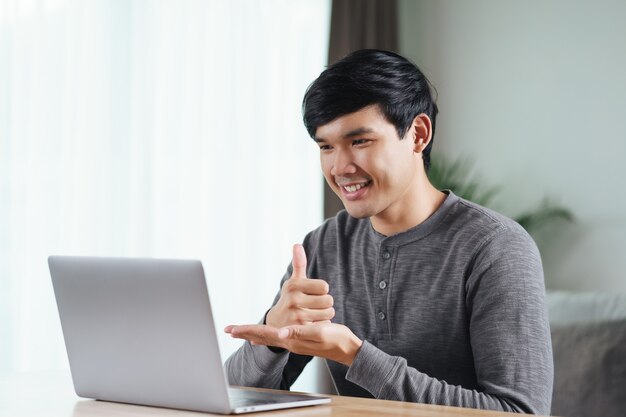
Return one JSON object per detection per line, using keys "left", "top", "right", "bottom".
{"left": 314, "top": 105, "right": 422, "bottom": 221}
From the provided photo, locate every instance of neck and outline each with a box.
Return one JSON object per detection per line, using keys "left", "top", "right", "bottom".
{"left": 370, "top": 174, "right": 446, "bottom": 236}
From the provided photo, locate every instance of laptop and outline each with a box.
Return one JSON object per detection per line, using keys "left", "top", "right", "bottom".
{"left": 48, "top": 255, "right": 331, "bottom": 414}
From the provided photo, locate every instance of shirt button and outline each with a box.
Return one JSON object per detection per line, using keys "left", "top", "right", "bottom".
{"left": 377, "top": 311, "right": 386, "bottom": 320}
{"left": 378, "top": 280, "right": 387, "bottom": 289}
{"left": 382, "top": 250, "right": 391, "bottom": 260}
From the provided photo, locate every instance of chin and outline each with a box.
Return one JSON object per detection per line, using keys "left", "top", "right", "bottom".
{"left": 343, "top": 205, "right": 373, "bottom": 219}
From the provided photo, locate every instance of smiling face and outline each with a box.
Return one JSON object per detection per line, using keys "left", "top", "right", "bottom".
{"left": 314, "top": 105, "right": 434, "bottom": 229}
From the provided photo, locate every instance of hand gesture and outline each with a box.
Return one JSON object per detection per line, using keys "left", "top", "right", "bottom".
{"left": 225, "top": 322, "right": 363, "bottom": 366}
{"left": 265, "top": 244, "right": 334, "bottom": 328}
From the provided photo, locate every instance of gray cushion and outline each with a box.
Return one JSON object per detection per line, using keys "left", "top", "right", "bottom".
{"left": 551, "top": 318, "right": 626, "bottom": 417}
{"left": 547, "top": 291, "right": 626, "bottom": 325}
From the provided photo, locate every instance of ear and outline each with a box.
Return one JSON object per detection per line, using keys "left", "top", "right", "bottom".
{"left": 408, "top": 113, "right": 432, "bottom": 154}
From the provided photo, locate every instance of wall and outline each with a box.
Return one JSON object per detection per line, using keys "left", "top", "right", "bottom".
{"left": 399, "top": 0, "right": 626, "bottom": 291}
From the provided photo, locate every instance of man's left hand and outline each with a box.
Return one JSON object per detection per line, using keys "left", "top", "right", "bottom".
{"left": 224, "top": 322, "right": 363, "bottom": 366}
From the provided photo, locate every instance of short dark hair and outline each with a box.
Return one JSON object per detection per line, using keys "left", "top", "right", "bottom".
{"left": 302, "top": 49, "right": 438, "bottom": 171}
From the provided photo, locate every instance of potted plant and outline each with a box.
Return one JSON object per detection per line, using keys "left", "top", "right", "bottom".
{"left": 427, "top": 154, "right": 573, "bottom": 237}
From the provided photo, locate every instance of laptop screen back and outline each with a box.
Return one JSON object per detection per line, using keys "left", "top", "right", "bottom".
{"left": 49, "top": 256, "right": 232, "bottom": 414}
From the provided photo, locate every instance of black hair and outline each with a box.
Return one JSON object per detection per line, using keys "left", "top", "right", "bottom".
{"left": 302, "top": 49, "right": 438, "bottom": 171}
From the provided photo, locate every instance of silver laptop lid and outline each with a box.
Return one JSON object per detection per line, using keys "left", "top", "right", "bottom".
{"left": 49, "top": 256, "right": 232, "bottom": 414}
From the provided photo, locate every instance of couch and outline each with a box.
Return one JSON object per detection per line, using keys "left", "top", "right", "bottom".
{"left": 547, "top": 291, "right": 626, "bottom": 417}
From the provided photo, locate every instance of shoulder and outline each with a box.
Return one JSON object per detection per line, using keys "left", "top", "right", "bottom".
{"left": 447, "top": 197, "right": 544, "bottom": 287}
{"left": 445, "top": 195, "right": 537, "bottom": 257}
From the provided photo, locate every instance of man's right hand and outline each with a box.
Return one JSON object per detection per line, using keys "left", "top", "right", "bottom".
{"left": 265, "top": 244, "right": 334, "bottom": 329}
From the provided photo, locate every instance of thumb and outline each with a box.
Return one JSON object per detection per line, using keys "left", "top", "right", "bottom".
{"left": 278, "top": 324, "right": 320, "bottom": 341}
{"left": 291, "top": 243, "right": 307, "bottom": 280}
{"left": 278, "top": 325, "right": 304, "bottom": 340}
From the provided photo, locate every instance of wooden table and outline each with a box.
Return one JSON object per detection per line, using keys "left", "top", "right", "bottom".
{"left": 0, "top": 371, "right": 538, "bottom": 417}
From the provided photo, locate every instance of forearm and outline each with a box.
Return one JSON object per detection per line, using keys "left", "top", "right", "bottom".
{"left": 224, "top": 341, "right": 289, "bottom": 389}
{"left": 346, "top": 341, "right": 549, "bottom": 414}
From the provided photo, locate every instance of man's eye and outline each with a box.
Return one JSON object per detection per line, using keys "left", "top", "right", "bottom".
{"left": 319, "top": 145, "right": 332, "bottom": 151}
{"left": 353, "top": 139, "right": 370, "bottom": 146}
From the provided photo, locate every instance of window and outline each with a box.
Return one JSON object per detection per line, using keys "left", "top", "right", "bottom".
{"left": 0, "top": 0, "right": 330, "bottom": 375}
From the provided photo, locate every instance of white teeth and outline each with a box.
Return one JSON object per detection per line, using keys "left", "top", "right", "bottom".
{"left": 344, "top": 183, "right": 365, "bottom": 193}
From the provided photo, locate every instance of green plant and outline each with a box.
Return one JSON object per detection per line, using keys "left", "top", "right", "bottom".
{"left": 427, "top": 154, "right": 573, "bottom": 236}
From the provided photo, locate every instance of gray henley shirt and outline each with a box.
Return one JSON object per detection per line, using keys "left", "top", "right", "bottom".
{"left": 225, "top": 191, "right": 553, "bottom": 414}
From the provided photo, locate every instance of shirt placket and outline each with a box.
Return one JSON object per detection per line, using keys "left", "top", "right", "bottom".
{"left": 375, "top": 243, "right": 394, "bottom": 340}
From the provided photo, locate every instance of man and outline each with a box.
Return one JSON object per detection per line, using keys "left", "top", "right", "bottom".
{"left": 224, "top": 49, "right": 553, "bottom": 415}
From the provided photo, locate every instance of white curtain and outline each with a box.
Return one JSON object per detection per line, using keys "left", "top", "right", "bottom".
{"left": 0, "top": 0, "right": 329, "bottom": 376}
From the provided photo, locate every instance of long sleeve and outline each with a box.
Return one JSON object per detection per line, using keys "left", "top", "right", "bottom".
{"left": 224, "top": 341, "right": 289, "bottom": 388}
{"left": 224, "top": 195, "right": 554, "bottom": 414}
{"left": 225, "top": 264, "right": 315, "bottom": 390}
{"left": 344, "top": 228, "right": 553, "bottom": 415}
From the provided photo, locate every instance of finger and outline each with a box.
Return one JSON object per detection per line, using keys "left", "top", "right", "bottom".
{"left": 300, "top": 307, "right": 335, "bottom": 322}
{"left": 224, "top": 325, "right": 235, "bottom": 333}
{"left": 277, "top": 327, "right": 294, "bottom": 339}
{"left": 228, "top": 325, "right": 283, "bottom": 347}
{"left": 289, "top": 278, "right": 329, "bottom": 295}
{"left": 278, "top": 325, "right": 319, "bottom": 341}
{"left": 234, "top": 334, "right": 275, "bottom": 347}
{"left": 291, "top": 243, "right": 307, "bottom": 280}
{"left": 228, "top": 324, "right": 273, "bottom": 337}
{"left": 292, "top": 293, "right": 333, "bottom": 309}
{"left": 279, "top": 322, "right": 333, "bottom": 341}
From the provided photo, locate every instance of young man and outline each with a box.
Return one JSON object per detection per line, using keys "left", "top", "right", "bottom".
{"left": 224, "top": 49, "right": 553, "bottom": 415}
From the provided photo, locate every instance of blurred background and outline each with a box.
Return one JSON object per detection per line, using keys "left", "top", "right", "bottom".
{"left": 1, "top": 0, "right": 625, "bottom": 414}
{"left": 0, "top": 0, "right": 329, "bottom": 381}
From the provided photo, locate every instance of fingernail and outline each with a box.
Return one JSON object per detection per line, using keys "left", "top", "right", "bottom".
{"left": 278, "top": 328, "right": 289, "bottom": 339}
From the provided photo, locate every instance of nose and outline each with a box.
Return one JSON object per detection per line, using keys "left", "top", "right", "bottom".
{"left": 330, "top": 148, "right": 357, "bottom": 177}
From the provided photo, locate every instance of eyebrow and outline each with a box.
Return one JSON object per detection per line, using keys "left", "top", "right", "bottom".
{"left": 313, "top": 127, "right": 375, "bottom": 142}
